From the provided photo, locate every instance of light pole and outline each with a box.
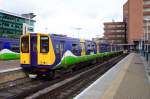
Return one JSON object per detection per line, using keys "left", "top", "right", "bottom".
{"left": 45, "top": 27, "right": 48, "bottom": 33}
{"left": 111, "top": 40, "right": 114, "bottom": 52}
{"left": 144, "top": 18, "right": 150, "bottom": 61}
{"left": 74, "top": 27, "right": 82, "bottom": 38}
{"left": 95, "top": 35, "right": 101, "bottom": 53}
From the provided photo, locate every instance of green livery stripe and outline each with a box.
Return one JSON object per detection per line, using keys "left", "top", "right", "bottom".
{"left": 55, "top": 51, "right": 122, "bottom": 69}
{"left": 0, "top": 53, "right": 20, "bottom": 60}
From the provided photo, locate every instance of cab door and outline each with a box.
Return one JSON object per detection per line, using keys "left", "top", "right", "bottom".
{"left": 20, "top": 35, "right": 30, "bottom": 64}
{"left": 30, "top": 35, "right": 37, "bottom": 66}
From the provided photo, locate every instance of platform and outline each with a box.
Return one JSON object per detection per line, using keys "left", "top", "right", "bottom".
{"left": 74, "top": 53, "right": 150, "bottom": 99}
{"left": 0, "top": 60, "right": 21, "bottom": 73}
{"left": 0, "top": 60, "right": 26, "bottom": 84}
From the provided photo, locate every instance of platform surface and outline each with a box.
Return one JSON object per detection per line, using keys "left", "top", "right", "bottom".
{"left": 0, "top": 60, "right": 20, "bottom": 73}
{"left": 74, "top": 53, "right": 150, "bottom": 99}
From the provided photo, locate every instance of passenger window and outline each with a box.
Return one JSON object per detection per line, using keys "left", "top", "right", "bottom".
{"left": 40, "top": 36, "right": 49, "bottom": 53}
{"left": 92, "top": 45, "right": 95, "bottom": 50}
{"left": 87, "top": 44, "right": 91, "bottom": 49}
{"left": 72, "top": 43, "right": 78, "bottom": 53}
{"left": 56, "top": 44, "right": 59, "bottom": 54}
{"left": 21, "top": 36, "right": 29, "bottom": 53}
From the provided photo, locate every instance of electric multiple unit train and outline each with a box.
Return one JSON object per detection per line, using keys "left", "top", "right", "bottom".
{"left": 20, "top": 33, "right": 121, "bottom": 78}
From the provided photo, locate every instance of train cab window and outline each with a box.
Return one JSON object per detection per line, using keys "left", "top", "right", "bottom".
{"left": 21, "top": 36, "right": 29, "bottom": 53}
{"left": 40, "top": 36, "right": 49, "bottom": 53}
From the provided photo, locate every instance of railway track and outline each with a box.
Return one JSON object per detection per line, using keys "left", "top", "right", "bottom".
{"left": 0, "top": 54, "right": 127, "bottom": 99}
{"left": 30, "top": 54, "right": 127, "bottom": 99}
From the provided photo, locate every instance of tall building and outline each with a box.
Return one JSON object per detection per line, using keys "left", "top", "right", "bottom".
{"left": 0, "top": 9, "right": 36, "bottom": 38}
{"left": 104, "top": 22, "right": 126, "bottom": 44}
{"left": 101, "top": 0, "right": 150, "bottom": 51}
{"left": 0, "top": 9, "right": 36, "bottom": 51}
{"left": 123, "top": 0, "right": 150, "bottom": 45}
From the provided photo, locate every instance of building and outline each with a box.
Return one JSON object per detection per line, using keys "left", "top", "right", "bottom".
{"left": 123, "top": 0, "right": 150, "bottom": 45}
{"left": 123, "top": 0, "right": 143, "bottom": 45}
{"left": 0, "top": 9, "right": 36, "bottom": 38}
{"left": 103, "top": 22, "right": 126, "bottom": 44}
{"left": 0, "top": 9, "right": 36, "bottom": 52}
{"left": 102, "top": 0, "right": 150, "bottom": 51}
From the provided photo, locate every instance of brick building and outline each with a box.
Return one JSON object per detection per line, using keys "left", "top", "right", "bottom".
{"left": 103, "top": 22, "right": 126, "bottom": 44}
{"left": 123, "top": 0, "right": 150, "bottom": 45}
{"left": 103, "top": 0, "right": 150, "bottom": 51}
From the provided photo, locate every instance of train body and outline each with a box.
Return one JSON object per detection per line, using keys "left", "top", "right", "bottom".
{"left": 20, "top": 33, "right": 121, "bottom": 78}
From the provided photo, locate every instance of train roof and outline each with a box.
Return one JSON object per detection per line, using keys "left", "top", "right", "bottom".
{"left": 22, "top": 33, "right": 94, "bottom": 42}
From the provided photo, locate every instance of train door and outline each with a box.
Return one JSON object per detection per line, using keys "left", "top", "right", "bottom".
{"left": 20, "top": 35, "right": 30, "bottom": 64}
{"left": 80, "top": 42, "right": 86, "bottom": 55}
{"left": 60, "top": 41, "right": 65, "bottom": 58}
{"left": 96, "top": 43, "right": 100, "bottom": 53}
{"left": 30, "top": 35, "right": 37, "bottom": 66}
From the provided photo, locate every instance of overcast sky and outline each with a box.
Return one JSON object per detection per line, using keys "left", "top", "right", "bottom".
{"left": 0, "top": 0, "right": 127, "bottom": 39}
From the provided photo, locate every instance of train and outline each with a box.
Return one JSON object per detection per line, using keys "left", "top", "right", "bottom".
{"left": 20, "top": 33, "right": 123, "bottom": 78}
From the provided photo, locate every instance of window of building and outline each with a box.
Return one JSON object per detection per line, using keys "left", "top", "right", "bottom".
{"left": 11, "top": 24, "right": 14, "bottom": 27}
{"left": 30, "top": 21, "right": 34, "bottom": 26}
{"left": 144, "top": 8, "right": 150, "bottom": 12}
{"left": 116, "top": 30, "right": 123, "bottom": 32}
{"left": 144, "top": 1, "right": 150, "bottom": 5}
{"left": 17, "top": 18, "right": 20, "bottom": 21}
{"left": 116, "top": 35, "right": 121, "bottom": 37}
{"left": 29, "top": 27, "right": 33, "bottom": 32}
{"left": 4, "top": 23, "right": 9, "bottom": 27}
{"left": 0, "top": 13, "right": 2, "bottom": 17}
{"left": 0, "top": 16, "right": 2, "bottom": 20}
{"left": 108, "top": 35, "right": 116, "bottom": 38}
{"left": 106, "top": 25, "right": 115, "bottom": 28}
{"left": 106, "top": 30, "right": 116, "bottom": 32}
{"left": 40, "top": 36, "right": 49, "bottom": 53}
{"left": 0, "top": 22, "right": 2, "bottom": 27}
{"left": 15, "top": 25, "right": 19, "bottom": 28}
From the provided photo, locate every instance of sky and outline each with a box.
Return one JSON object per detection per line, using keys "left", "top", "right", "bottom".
{"left": 0, "top": 0, "right": 127, "bottom": 39}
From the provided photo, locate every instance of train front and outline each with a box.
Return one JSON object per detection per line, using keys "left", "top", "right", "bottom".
{"left": 20, "top": 33, "right": 56, "bottom": 78}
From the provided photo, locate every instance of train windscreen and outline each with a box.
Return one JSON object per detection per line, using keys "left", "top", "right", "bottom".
{"left": 40, "top": 36, "right": 49, "bottom": 53}
{"left": 21, "top": 36, "right": 29, "bottom": 53}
